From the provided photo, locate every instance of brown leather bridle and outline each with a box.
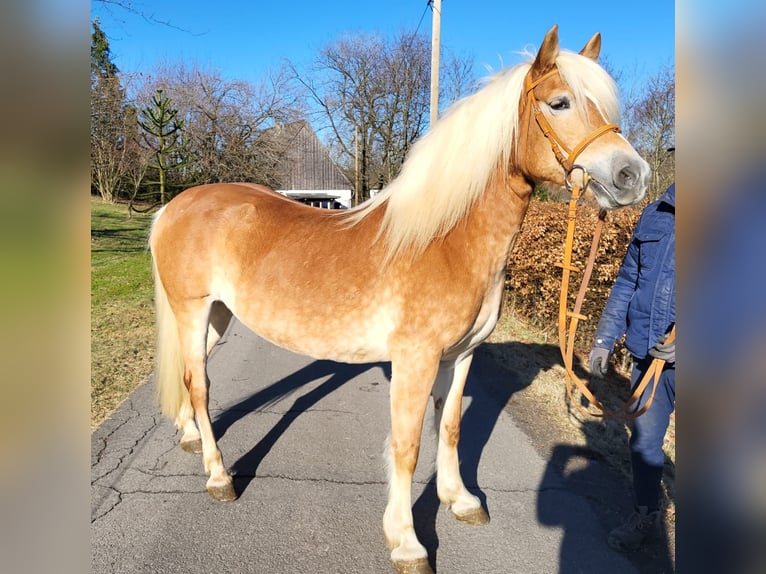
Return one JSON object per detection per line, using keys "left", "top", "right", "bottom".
{"left": 524, "top": 67, "right": 671, "bottom": 420}
{"left": 524, "top": 68, "right": 621, "bottom": 186}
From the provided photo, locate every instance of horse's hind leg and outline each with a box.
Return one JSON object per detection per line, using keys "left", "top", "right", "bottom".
{"left": 432, "top": 354, "right": 489, "bottom": 524}
{"left": 177, "top": 301, "right": 233, "bottom": 454}
{"left": 177, "top": 400, "right": 202, "bottom": 453}
{"left": 384, "top": 349, "right": 439, "bottom": 574}
{"left": 177, "top": 300, "right": 236, "bottom": 501}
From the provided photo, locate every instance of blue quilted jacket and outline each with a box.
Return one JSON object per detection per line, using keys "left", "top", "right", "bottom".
{"left": 593, "top": 184, "right": 675, "bottom": 359}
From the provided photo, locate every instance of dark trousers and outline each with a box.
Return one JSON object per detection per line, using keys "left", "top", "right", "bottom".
{"left": 629, "top": 356, "right": 676, "bottom": 511}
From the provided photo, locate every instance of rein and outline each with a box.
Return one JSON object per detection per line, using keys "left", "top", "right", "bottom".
{"left": 524, "top": 69, "right": 670, "bottom": 420}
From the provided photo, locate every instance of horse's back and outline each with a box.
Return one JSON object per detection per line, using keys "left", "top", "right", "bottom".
{"left": 154, "top": 182, "right": 302, "bottom": 225}
{"left": 150, "top": 183, "right": 398, "bottom": 361}
{"left": 152, "top": 182, "right": 342, "bottom": 252}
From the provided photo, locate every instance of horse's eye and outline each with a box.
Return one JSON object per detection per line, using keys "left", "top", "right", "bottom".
{"left": 549, "top": 97, "right": 570, "bottom": 111}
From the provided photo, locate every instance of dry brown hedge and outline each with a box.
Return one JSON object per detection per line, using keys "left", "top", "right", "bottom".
{"left": 505, "top": 198, "right": 642, "bottom": 356}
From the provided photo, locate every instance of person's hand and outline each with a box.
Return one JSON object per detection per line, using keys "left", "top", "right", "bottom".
{"left": 589, "top": 346, "right": 611, "bottom": 377}
{"left": 649, "top": 337, "right": 675, "bottom": 363}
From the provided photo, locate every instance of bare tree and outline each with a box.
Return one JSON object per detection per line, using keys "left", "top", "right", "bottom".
{"left": 291, "top": 30, "right": 475, "bottom": 203}
{"left": 134, "top": 63, "right": 305, "bottom": 188}
{"left": 374, "top": 33, "right": 431, "bottom": 188}
{"left": 439, "top": 51, "right": 477, "bottom": 110}
{"left": 623, "top": 65, "right": 675, "bottom": 198}
{"left": 91, "top": 79, "right": 128, "bottom": 202}
{"left": 291, "top": 34, "right": 382, "bottom": 200}
{"left": 93, "top": 0, "right": 197, "bottom": 33}
{"left": 121, "top": 103, "right": 152, "bottom": 214}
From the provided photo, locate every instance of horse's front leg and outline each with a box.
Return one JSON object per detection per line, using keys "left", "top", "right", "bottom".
{"left": 432, "top": 354, "right": 489, "bottom": 524}
{"left": 384, "top": 349, "right": 439, "bottom": 574}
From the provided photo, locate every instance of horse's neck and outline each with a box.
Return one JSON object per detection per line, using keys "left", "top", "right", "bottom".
{"left": 452, "top": 172, "right": 533, "bottom": 269}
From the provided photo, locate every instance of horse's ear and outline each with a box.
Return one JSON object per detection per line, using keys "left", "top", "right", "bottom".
{"left": 579, "top": 32, "right": 601, "bottom": 61}
{"left": 530, "top": 25, "right": 560, "bottom": 78}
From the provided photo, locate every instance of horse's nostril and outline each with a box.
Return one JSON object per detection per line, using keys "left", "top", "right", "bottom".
{"left": 616, "top": 165, "right": 638, "bottom": 189}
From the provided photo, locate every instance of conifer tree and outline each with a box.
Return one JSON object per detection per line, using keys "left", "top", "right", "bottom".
{"left": 138, "top": 89, "right": 187, "bottom": 205}
{"left": 90, "top": 18, "right": 127, "bottom": 202}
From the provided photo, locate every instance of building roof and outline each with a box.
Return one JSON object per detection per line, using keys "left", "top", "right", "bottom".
{"left": 263, "top": 120, "right": 351, "bottom": 191}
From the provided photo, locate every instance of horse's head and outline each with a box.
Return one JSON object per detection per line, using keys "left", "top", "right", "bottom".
{"left": 519, "top": 25, "right": 650, "bottom": 208}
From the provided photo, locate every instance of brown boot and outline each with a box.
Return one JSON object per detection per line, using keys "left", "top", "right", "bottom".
{"left": 607, "top": 506, "right": 661, "bottom": 552}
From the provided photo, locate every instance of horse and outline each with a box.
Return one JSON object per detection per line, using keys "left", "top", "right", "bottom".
{"left": 149, "top": 25, "right": 649, "bottom": 574}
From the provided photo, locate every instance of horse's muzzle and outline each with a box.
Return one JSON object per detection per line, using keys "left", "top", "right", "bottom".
{"left": 592, "top": 153, "right": 650, "bottom": 208}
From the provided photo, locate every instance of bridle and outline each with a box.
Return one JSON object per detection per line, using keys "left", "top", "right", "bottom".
{"left": 524, "top": 67, "right": 621, "bottom": 195}
{"left": 524, "top": 67, "right": 670, "bottom": 420}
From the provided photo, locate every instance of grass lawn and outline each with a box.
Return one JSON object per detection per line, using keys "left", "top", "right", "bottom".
{"left": 91, "top": 198, "right": 155, "bottom": 428}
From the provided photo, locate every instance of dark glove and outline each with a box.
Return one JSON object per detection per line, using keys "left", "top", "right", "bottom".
{"left": 649, "top": 338, "right": 675, "bottom": 363}
{"left": 589, "top": 346, "right": 611, "bottom": 377}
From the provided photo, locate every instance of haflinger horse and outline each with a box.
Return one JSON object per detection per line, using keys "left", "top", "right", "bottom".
{"left": 150, "top": 25, "right": 648, "bottom": 574}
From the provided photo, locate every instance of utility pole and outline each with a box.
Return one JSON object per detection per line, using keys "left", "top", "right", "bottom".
{"left": 429, "top": 0, "right": 441, "bottom": 129}
{"left": 354, "top": 126, "right": 359, "bottom": 205}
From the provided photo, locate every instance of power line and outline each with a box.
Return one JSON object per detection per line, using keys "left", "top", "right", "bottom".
{"left": 415, "top": 0, "right": 432, "bottom": 36}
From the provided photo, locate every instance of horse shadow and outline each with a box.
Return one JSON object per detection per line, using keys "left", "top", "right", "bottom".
{"left": 208, "top": 339, "right": 544, "bottom": 572}
{"left": 211, "top": 358, "right": 388, "bottom": 495}
{"left": 413, "top": 342, "right": 675, "bottom": 573}
{"left": 208, "top": 336, "right": 674, "bottom": 572}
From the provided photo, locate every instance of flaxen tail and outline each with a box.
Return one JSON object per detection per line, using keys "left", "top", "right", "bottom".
{"left": 151, "top": 210, "right": 188, "bottom": 421}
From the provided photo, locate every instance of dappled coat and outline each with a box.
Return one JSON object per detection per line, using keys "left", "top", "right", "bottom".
{"left": 594, "top": 184, "right": 675, "bottom": 359}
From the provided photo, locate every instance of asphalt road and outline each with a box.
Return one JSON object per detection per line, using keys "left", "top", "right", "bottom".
{"left": 91, "top": 319, "right": 642, "bottom": 573}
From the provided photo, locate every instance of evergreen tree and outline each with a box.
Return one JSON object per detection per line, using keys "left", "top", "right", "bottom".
{"left": 138, "top": 89, "right": 187, "bottom": 205}
{"left": 90, "top": 18, "right": 127, "bottom": 202}
{"left": 91, "top": 18, "right": 119, "bottom": 81}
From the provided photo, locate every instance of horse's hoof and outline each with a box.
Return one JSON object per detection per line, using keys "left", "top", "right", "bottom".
{"left": 207, "top": 482, "right": 237, "bottom": 502}
{"left": 384, "top": 534, "right": 396, "bottom": 550}
{"left": 180, "top": 438, "right": 203, "bottom": 454}
{"left": 392, "top": 558, "right": 433, "bottom": 574}
{"left": 454, "top": 506, "right": 490, "bottom": 525}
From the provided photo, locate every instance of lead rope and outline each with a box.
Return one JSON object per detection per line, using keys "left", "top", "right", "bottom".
{"left": 556, "top": 192, "right": 674, "bottom": 420}
{"left": 524, "top": 69, "right": 671, "bottom": 420}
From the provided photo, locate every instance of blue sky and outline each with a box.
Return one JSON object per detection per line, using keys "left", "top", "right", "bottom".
{"left": 92, "top": 0, "right": 674, "bottom": 94}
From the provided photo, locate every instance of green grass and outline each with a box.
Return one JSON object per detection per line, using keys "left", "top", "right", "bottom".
{"left": 91, "top": 198, "right": 155, "bottom": 428}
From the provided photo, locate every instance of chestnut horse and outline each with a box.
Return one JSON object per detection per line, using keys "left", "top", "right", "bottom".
{"left": 150, "top": 25, "right": 649, "bottom": 574}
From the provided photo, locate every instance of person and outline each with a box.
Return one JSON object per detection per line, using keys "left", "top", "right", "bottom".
{"left": 588, "top": 183, "right": 675, "bottom": 552}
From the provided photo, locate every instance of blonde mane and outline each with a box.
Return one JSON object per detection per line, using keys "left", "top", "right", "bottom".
{"left": 343, "top": 49, "right": 620, "bottom": 259}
